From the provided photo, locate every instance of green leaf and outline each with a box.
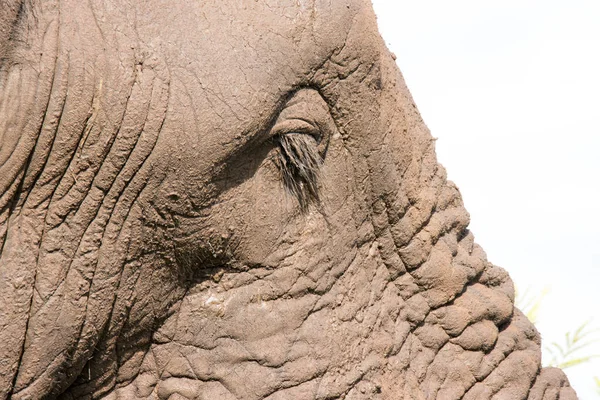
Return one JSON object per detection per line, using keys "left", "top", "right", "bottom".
{"left": 556, "top": 355, "right": 600, "bottom": 369}
{"left": 543, "top": 320, "right": 600, "bottom": 369}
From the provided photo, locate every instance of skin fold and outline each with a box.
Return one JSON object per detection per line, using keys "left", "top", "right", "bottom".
{"left": 0, "top": 1, "right": 578, "bottom": 399}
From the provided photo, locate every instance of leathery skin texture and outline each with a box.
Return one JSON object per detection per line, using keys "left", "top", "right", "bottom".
{"left": 0, "top": 1, "right": 578, "bottom": 399}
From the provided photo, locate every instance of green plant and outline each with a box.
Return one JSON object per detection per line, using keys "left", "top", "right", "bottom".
{"left": 516, "top": 285, "right": 600, "bottom": 396}
{"left": 544, "top": 320, "right": 600, "bottom": 369}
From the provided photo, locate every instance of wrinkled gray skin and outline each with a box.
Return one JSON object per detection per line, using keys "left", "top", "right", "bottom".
{"left": 0, "top": 1, "right": 578, "bottom": 399}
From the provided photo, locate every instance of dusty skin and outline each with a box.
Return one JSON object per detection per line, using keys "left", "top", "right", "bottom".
{"left": 0, "top": 1, "right": 578, "bottom": 399}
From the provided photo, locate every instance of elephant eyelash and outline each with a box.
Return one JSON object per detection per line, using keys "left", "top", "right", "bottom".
{"left": 275, "top": 133, "right": 323, "bottom": 209}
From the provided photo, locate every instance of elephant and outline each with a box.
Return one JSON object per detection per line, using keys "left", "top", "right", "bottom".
{"left": 0, "top": 0, "right": 578, "bottom": 399}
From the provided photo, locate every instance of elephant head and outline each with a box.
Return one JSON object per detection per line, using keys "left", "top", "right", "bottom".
{"left": 0, "top": 1, "right": 578, "bottom": 399}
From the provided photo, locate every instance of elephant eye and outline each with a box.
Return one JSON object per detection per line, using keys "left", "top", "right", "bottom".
{"left": 275, "top": 132, "right": 323, "bottom": 209}
{"left": 267, "top": 88, "right": 334, "bottom": 209}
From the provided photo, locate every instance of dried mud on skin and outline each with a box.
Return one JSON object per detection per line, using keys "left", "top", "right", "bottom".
{"left": 0, "top": 0, "right": 577, "bottom": 399}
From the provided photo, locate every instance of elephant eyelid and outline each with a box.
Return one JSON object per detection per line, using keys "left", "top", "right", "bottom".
{"left": 270, "top": 118, "right": 321, "bottom": 142}
{"left": 275, "top": 132, "right": 322, "bottom": 210}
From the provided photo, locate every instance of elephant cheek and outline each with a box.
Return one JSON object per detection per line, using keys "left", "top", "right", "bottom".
{"left": 181, "top": 161, "right": 335, "bottom": 271}
{"left": 204, "top": 167, "right": 303, "bottom": 268}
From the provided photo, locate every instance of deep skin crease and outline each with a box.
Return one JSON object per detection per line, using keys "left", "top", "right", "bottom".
{"left": 0, "top": 1, "right": 577, "bottom": 399}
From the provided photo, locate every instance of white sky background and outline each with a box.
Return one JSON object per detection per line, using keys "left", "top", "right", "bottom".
{"left": 371, "top": 1, "right": 600, "bottom": 398}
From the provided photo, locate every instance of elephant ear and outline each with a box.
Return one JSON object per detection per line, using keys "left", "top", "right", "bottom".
{"left": 0, "top": 0, "right": 24, "bottom": 232}
{"left": 0, "top": 0, "right": 22, "bottom": 62}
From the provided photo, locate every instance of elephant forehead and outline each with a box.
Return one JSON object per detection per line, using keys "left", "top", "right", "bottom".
{"left": 134, "top": 0, "right": 355, "bottom": 57}
{"left": 135, "top": 1, "right": 358, "bottom": 176}
{"left": 135, "top": 0, "right": 354, "bottom": 111}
